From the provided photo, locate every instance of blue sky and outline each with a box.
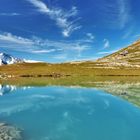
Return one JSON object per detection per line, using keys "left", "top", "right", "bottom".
{"left": 0, "top": 0, "right": 140, "bottom": 62}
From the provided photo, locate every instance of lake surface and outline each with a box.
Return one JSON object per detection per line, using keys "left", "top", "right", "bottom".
{"left": 0, "top": 85, "right": 140, "bottom": 140}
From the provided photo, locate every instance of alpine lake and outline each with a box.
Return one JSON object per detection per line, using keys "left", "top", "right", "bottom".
{"left": 0, "top": 76, "right": 140, "bottom": 140}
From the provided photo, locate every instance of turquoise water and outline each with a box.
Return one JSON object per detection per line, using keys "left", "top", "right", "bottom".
{"left": 0, "top": 86, "right": 140, "bottom": 140}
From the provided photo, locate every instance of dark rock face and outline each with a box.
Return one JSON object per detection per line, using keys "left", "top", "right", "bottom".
{"left": 0, "top": 123, "right": 22, "bottom": 140}
{"left": 120, "top": 50, "right": 128, "bottom": 56}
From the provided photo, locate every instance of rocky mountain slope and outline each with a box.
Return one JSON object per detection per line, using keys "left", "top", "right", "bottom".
{"left": 0, "top": 53, "right": 23, "bottom": 65}
{"left": 97, "top": 39, "right": 140, "bottom": 68}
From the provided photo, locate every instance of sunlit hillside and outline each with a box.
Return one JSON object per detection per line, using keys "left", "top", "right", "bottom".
{"left": 97, "top": 39, "right": 140, "bottom": 68}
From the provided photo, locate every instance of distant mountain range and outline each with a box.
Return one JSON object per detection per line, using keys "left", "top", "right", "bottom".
{"left": 0, "top": 53, "right": 42, "bottom": 65}
{"left": 0, "top": 52, "right": 23, "bottom": 65}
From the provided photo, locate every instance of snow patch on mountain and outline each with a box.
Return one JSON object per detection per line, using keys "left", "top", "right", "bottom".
{"left": 0, "top": 52, "right": 23, "bottom": 65}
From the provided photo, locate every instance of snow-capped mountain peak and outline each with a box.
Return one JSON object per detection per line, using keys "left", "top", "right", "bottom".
{"left": 0, "top": 52, "right": 23, "bottom": 65}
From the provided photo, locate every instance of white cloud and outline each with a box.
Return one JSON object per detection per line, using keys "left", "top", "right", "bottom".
{"left": 24, "top": 59, "right": 43, "bottom": 63}
{"left": 53, "top": 54, "right": 67, "bottom": 60}
{"left": 100, "top": 0, "right": 131, "bottom": 29}
{"left": 0, "top": 32, "right": 43, "bottom": 53}
{"left": 42, "top": 39, "right": 91, "bottom": 57}
{"left": 97, "top": 51, "right": 110, "bottom": 55}
{"left": 27, "top": 0, "right": 81, "bottom": 37}
{"left": 0, "top": 32, "right": 34, "bottom": 45}
{"left": 0, "top": 32, "right": 91, "bottom": 57}
{"left": 97, "top": 49, "right": 118, "bottom": 55}
{"left": 132, "top": 34, "right": 140, "bottom": 41}
{"left": 28, "top": 0, "right": 50, "bottom": 13}
{"left": 67, "top": 56, "right": 99, "bottom": 62}
{"left": 118, "top": 0, "right": 130, "bottom": 29}
{"left": 31, "top": 49, "right": 56, "bottom": 54}
{"left": 86, "top": 33, "right": 95, "bottom": 40}
{"left": 103, "top": 39, "right": 110, "bottom": 48}
{"left": 122, "top": 25, "right": 134, "bottom": 39}
{"left": 0, "top": 13, "right": 20, "bottom": 16}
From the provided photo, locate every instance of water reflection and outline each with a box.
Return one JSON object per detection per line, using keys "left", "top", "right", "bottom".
{"left": 0, "top": 85, "right": 31, "bottom": 96}
{"left": 0, "top": 86, "right": 140, "bottom": 140}
{"left": 0, "top": 85, "right": 16, "bottom": 96}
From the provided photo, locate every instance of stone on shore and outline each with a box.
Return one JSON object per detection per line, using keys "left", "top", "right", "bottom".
{"left": 0, "top": 123, "right": 22, "bottom": 140}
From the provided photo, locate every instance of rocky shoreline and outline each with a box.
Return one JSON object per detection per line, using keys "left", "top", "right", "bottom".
{"left": 0, "top": 123, "right": 22, "bottom": 140}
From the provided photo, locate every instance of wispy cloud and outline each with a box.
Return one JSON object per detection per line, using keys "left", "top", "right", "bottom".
{"left": 118, "top": 0, "right": 130, "bottom": 29}
{"left": 100, "top": 0, "right": 131, "bottom": 29}
{"left": 0, "top": 13, "right": 20, "bottom": 16}
{"left": 132, "top": 34, "right": 140, "bottom": 40}
{"left": 0, "top": 32, "right": 34, "bottom": 45}
{"left": 122, "top": 25, "right": 135, "bottom": 39}
{"left": 27, "top": 0, "right": 81, "bottom": 37}
{"left": 0, "top": 32, "right": 92, "bottom": 58}
{"left": 53, "top": 54, "right": 67, "bottom": 60}
{"left": 103, "top": 39, "right": 110, "bottom": 48}
{"left": 31, "top": 49, "right": 56, "bottom": 54}
{"left": 97, "top": 49, "right": 118, "bottom": 55}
